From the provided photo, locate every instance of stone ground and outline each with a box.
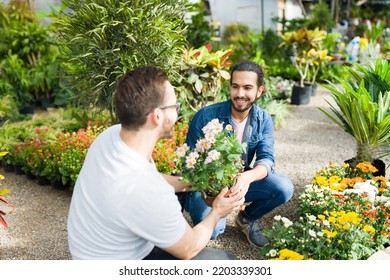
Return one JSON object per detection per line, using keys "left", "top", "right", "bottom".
{"left": 0, "top": 86, "right": 388, "bottom": 260}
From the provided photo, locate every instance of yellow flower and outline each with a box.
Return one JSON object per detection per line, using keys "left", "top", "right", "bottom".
{"left": 356, "top": 162, "right": 377, "bottom": 173}
{"left": 323, "top": 229, "right": 337, "bottom": 238}
{"left": 363, "top": 224, "right": 375, "bottom": 234}
{"left": 0, "top": 151, "right": 8, "bottom": 157}
{"left": 274, "top": 249, "right": 304, "bottom": 260}
{"left": 360, "top": 37, "right": 368, "bottom": 49}
{"left": 318, "top": 214, "right": 325, "bottom": 220}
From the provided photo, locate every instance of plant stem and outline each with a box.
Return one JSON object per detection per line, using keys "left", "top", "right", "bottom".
{"left": 356, "top": 142, "right": 375, "bottom": 163}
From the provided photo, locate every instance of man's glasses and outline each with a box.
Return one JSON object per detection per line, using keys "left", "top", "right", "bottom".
{"left": 158, "top": 102, "right": 181, "bottom": 113}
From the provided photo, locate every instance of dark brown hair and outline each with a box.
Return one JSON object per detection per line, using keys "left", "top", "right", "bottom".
{"left": 114, "top": 66, "right": 168, "bottom": 129}
{"left": 230, "top": 60, "right": 266, "bottom": 88}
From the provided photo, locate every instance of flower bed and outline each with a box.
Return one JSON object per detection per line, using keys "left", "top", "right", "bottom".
{"left": 261, "top": 161, "right": 390, "bottom": 260}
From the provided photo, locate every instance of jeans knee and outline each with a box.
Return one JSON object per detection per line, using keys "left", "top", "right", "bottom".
{"left": 211, "top": 220, "right": 226, "bottom": 239}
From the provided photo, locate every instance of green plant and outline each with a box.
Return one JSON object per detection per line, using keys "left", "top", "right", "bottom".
{"left": 262, "top": 100, "right": 290, "bottom": 130}
{"left": 265, "top": 76, "right": 294, "bottom": 100}
{"left": 55, "top": 0, "right": 189, "bottom": 123}
{"left": 306, "top": 0, "right": 335, "bottom": 32}
{"left": 261, "top": 161, "right": 390, "bottom": 260}
{"left": 175, "top": 43, "right": 233, "bottom": 121}
{"left": 174, "top": 118, "right": 246, "bottom": 198}
{"left": 319, "top": 58, "right": 390, "bottom": 162}
{"left": 0, "top": 151, "right": 16, "bottom": 229}
{"left": 184, "top": 0, "right": 212, "bottom": 48}
{"left": 222, "top": 22, "right": 263, "bottom": 63}
{"left": 0, "top": 94, "right": 18, "bottom": 120}
{"left": 0, "top": 4, "right": 61, "bottom": 108}
{"left": 279, "top": 28, "right": 330, "bottom": 87}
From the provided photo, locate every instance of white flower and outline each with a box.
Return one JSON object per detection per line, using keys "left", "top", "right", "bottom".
{"left": 274, "top": 215, "right": 282, "bottom": 221}
{"left": 195, "top": 139, "right": 211, "bottom": 153}
{"left": 281, "top": 217, "right": 293, "bottom": 227}
{"left": 185, "top": 151, "right": 199, "bottom": 169}
{"left": 175, "top": 143, "right": 189, "bottom": 157}
{"left": 307, "top": 215, "right": 317, "bottom": 221}
{"left": 269, "top": 249, "right": 277, "bottom": 257}
{"left": 344, "top": 180, "right": 379, "bottom": 203}
{"left": 309, "top": 230, "right": 317, "bottom": 237}
{"left": 205, "top": 150, "right": 220, "bottom": 164}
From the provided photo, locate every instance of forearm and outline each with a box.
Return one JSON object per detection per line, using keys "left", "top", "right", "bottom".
{"left": 161, "top": 173, "right": 191, "bottom": 192}
{"left": 245, "top": 164, "right": 268, "bottom": 182}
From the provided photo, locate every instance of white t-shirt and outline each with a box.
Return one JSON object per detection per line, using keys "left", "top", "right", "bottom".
{"left": 67, "top": 124, "right": 187, "bottom": 259}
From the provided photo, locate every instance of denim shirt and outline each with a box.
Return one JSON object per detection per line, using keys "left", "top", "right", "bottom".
{"left": 185, "top": 100, "right": 275, "bottom": 176}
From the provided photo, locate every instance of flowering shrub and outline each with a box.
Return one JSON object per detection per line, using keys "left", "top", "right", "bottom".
{"left": 175, "top": 118, "right": 246, "bottom": 198}
{"left": 0, "top": 151, "right": 16, "bottom": 229}
{"left": 56, "top": 121, "right": 106, "bottom": 188}
{"left": 261, "top": 161, "right": 390, "bottom": 260}
{"left": 12, "top": 127, "right": 52, "bottom": 176}
{"left": 266, "top": 76, "right": 294, "bottom": 100}
{"left": 152, "top": 121, "right": 188, "bottom": 174}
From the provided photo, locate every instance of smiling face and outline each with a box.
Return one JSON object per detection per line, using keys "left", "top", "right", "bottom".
{"left": 229, "top": 70, "right": 264, "bottom": 119}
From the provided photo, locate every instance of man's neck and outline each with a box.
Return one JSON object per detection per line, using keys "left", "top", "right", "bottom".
{"left": 231, "top": 107, "right": 251, "bottom": 122}
{"left": 120, "top": 128, "right": 157, "bottom": 162}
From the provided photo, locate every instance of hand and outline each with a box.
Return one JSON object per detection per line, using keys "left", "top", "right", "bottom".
{"left": 225, "top": 173, "right": 251, "bottom": 198}
{"left": 212, "top": 187, "right": 244, "bottom": 218}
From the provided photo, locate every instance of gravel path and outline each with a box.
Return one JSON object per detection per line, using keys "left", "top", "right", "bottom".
{"left": 1, "top": 86, "right": 387, "bottom": 260}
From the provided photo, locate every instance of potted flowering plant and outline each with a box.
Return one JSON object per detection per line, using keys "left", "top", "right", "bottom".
{"left": 175, "top": 119, "right": 246, "bottom": 200}
{"left": 260, "top": 161, "right": 390, "bottom": 260}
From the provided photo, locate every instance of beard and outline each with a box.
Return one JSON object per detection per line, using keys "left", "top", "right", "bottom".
{"left": 159, "top": 119, "right": 176, "bottom": 140}
{"left": 231, "top": 97, "right": 255, "bottom": 113}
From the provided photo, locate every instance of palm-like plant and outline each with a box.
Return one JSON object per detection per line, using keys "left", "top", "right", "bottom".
{"left": 55, "top": 0, "right": 189, "bottom": 123}
{"left": 319, "top": 58, "right": 390, "bottom": 164}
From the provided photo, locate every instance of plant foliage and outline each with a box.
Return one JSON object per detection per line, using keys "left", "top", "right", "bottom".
{"left": 55, "top": 0, "right": 189, "bottom": 122}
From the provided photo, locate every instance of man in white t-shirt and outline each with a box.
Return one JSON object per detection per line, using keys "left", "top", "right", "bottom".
{"left": 67, "top": 66, "right": 244, "bottom": 260}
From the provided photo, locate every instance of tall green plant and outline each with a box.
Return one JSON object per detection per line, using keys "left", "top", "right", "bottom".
{"left": 345, "top": 58, "right": 390, "bottom": 103}
{"left": 55, "top": 0, "right": 189, "bottom": 122}
{"left": 319, "top": 61, "right": 390, "bottom": 163}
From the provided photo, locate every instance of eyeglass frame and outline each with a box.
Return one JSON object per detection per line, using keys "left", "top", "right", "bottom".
{"left": 158, "top": 102, "right": 181, "bottom": 113}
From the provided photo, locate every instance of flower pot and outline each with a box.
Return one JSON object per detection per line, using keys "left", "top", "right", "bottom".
{"left": 39, "top": 97, "right": 53, "bottom": 110}
{"left": 19, "top": 104, "right": 35, "bottom": 115}
{"left": 26, "top": 172, "right": 36, "bottom": 180}
{"left": 14, "top": 164, "right": 25, "bottom": 175}
{"left": 0, "top": 118, "right": 6, "bottom": 127}
{"left": 344, "top": 157, "right": 386, "bottom": 177}
{"left": 37, "top": 176, "right": 51, "bottom": 186}
{"left": 311, "top": 83, "right": 318, "bottom": 96}
{"left": 202, "top": 195, "right": 215, "bottom": 207}
{"left": 3, "top": 164, "right": 14, "bottom": 172}
{"left": 291, "top": 83, "right": 311, "bottom": 105}
{"left": 51, "top": 180, "right": 69, "bottom": 191}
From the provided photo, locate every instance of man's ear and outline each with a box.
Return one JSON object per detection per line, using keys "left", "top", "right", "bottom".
{"left": 257, "top": 85, "right": 265, "bottom": 99}
{"left": 149, "top": 108, "right": 162, "bottom": 125}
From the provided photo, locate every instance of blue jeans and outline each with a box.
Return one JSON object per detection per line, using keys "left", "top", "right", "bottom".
{"left": 184, "top": 172, "right": 294, "bottom": 239}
